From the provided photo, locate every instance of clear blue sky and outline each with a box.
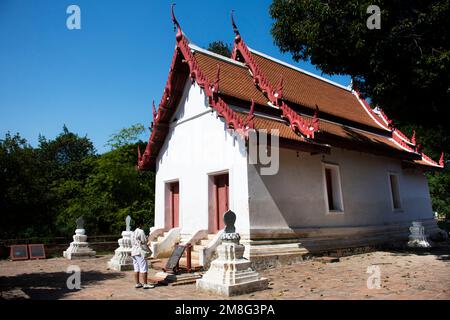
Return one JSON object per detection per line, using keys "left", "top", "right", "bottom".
{"left": 0, "top": 0, "right": 351, "bottom": 154}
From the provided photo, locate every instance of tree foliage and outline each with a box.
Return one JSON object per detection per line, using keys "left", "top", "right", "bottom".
{"left": 0, "top": 125, "right": 154, "bottom": 239}
{"left": 270, "top": 0, "right": 449, "bottom": 217}
{"left": 207, "top": 41, "right": 232, "bottom": 58}
{"left": 106, "top": 123, "right": 147, "bottom": 150}
{"left": 270, "top": 0, "right": 449, "bottom": 128}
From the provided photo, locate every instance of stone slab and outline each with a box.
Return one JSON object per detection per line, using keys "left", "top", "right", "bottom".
{"left": 196, "top": 277, "right": 269, "bottom": 297}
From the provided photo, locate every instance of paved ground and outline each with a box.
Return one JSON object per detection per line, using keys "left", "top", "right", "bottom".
{"left": 1, "top": 244, "right": 449, "bottom": 300}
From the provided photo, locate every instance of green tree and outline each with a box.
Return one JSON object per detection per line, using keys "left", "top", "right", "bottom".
{"left": 0, "top": 124, "right": 155, "bottom": 240}
{"left": 270, "top": 0, "right": 450, "bottom": 217}
{"left": 106, "top": 123, "right": 147, "bottom": 150}
{"left": 56, "top": 143, "right": 154, "bottom": 235}
{"left": 395, "top": 122, "right": 450, "bottom": 218}
{"left": 207, "top": 41, "right": 232, "bottom": 58}
{"left": 270, "top": 0, "right": 449, "bottom": 129}
{"left": 0, "top": 133, "right": 47, "bottom": 238}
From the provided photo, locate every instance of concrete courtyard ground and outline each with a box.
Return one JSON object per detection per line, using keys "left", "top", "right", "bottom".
{"left": 1, "top": 244, "right": 449, "bottom": 300}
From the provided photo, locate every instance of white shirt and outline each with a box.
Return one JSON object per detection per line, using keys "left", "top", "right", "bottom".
{"left": 131, "top": 227, "right": 149, "bottom": 257}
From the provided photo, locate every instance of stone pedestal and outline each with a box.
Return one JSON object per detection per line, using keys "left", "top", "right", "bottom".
{"left": 196, "top": 232, "right": 268, "bottom": 297}
{"left": 63, "top": 228, "right": 96, "bottom": 259}
{"left": 108, "top": 231, "right": 133, "bottom": 271}
{"left": 407, "top": 221, "right": 432, "bottom": 248}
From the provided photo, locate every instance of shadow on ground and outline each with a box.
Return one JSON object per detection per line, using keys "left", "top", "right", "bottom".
{"left": 0, "top": 270, "right": 124, "bottom": 300}
{"left": 383, "top": 241, "right": 450, "bottom": 261}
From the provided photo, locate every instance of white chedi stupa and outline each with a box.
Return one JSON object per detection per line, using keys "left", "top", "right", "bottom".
{"left": 108, "top": 215, "right": 134, "bottom": 271}
{"left": 196, "top": 210, "right": 268, "bottom": 296}
{"left": 63, "top": 217, "right": 96, "bottom": 259}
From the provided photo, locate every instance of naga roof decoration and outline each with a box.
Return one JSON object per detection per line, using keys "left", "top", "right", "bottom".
{"left": 137, "top": 7, "right": 444, "bottom": 171}
{"left": 137, "top": 5, "right": 253, "bottom": 170}
{"left": 352, "top": 87, "right": 443, "bottom": 168}
{"left": 231, "top": 11, "right": 318, "bottom": 139}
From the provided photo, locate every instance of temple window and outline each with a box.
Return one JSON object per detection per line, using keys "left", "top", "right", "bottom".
{"left": 388, "top": 173, "right": 402, "bottom": 210}
{"left": 322, "top": 163, "right": 344, "bottom": 213}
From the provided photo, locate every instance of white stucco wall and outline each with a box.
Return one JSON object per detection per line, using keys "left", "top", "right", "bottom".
{"left": 154, "top": 80, "right": 250, "bottom": 236}
{"left": 248, "top": 146, "right": 434, "bottom": 232}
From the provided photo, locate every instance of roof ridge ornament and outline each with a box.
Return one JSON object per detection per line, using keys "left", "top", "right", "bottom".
{"left": 275, "top": 75, "right": 283, "bottom": 102}
{"left": 229, "top": 13, "right": 318, "bottom": 139}
{"left": 213, "top": 64, "right": 220, "bottom": 95}
{"left": 245, "top": 99, "right": 255, "bottom": 129}
{"left": 420, "top": 151, "right": 442, "bottom": 168}
{"left": 411, "top": 130, "right": 416, "bottom": 145}
{"left": 171, "top": 3, "right": 183, "bottom": 41}
{"left": 231, "top": 10, "right": 241, "bottom": 40}
{"left": 312, "top": 105, "right": 319, "bottom": 132}
{"left": 351, "top": 86, "right": 393, "bottom": 131}
{"left": 415, "top": 143, "right": 421, "bottom": 154}
{"left": 152, "top": 100, "right": 157, "bottom": 121}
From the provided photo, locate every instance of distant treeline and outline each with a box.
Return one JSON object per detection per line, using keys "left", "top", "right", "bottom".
{"left": 0, "top": 124, "right": 154, "bottom": 239}
{"left": 0, "top": 121, "right": 448, "bottom": 240}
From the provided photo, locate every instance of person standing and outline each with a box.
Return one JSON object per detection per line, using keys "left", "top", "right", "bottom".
{"left": 131, "top": 219, "right": 154, "bottom": 289}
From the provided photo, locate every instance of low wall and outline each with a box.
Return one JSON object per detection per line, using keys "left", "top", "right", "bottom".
{"left": 0, "top": 235, "right": 120, "bottom": 259}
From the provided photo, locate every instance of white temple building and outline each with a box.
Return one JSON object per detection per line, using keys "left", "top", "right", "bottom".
{"left": 137, "top": 9, "right": 445, "bottom": 269}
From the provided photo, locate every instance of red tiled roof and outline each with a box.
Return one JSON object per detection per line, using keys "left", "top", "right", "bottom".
{"left": 194, "top": 51, "right": 417, "bottom": 159}
{"left": 194, "top": 52, "right": 268, "bottom": 106}
{"left": 235, "top": 109, "right": 415, "bottom": 158}
{"left": 138, "top": 19, "right": 442, "bottom": 170}
{"left": 251, "top": 51, "right": 383, "bottom": 130}
{"left": 314, "top": 119, "right": 416, "bottom": 157}
{"left": 235, "top": 112, "right": 307, "bottom": 143}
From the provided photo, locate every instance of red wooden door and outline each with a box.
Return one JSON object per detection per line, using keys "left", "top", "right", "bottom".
{"left": 214, "top": 174, "right": 229, "bottom": 232}
{"left": 170, "top": 182, "right": 179, "bottom": 228}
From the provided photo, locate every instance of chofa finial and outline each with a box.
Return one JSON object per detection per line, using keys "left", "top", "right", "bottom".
{"left": 439, "top": 152, "right": 445, "bottom": 167}
{"left": 249, "top": 99, "right": 255, "bottom": 116}
{"left": 152, "top": 100, "right": 157, "bottom": 120}
{"left": 171, "top": 3, "right": 182, "bottom": 40}
{"left": 231, "top": 10, "right": 239, "bottom": 36}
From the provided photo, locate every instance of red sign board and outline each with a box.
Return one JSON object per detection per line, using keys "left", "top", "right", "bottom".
{"left": 10, "top": 245, "right": 29, "bottom": 261}
{"left": 28, "top": 244, "right": 46, "bottom": 259}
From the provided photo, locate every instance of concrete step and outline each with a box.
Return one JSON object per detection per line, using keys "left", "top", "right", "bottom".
{"left": 179, "top": 257, "right": 201, "bottom": 266}
{"left": 200, "top": 239, "right": 210, "bottom": 246}
{"left": 193, "top": 245, "right": 205, "bottom": 252}
{"left": 190, "top": 251, "right": 199, "bottom": 260}
{"left": 163, "top": 232, "right": 168, "bottom": 237}
{"left": 207, "top": 234, "right": 216, "bottom": 240}
{"left": 157, "top": 236, "right": 165, "bottom": 242}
